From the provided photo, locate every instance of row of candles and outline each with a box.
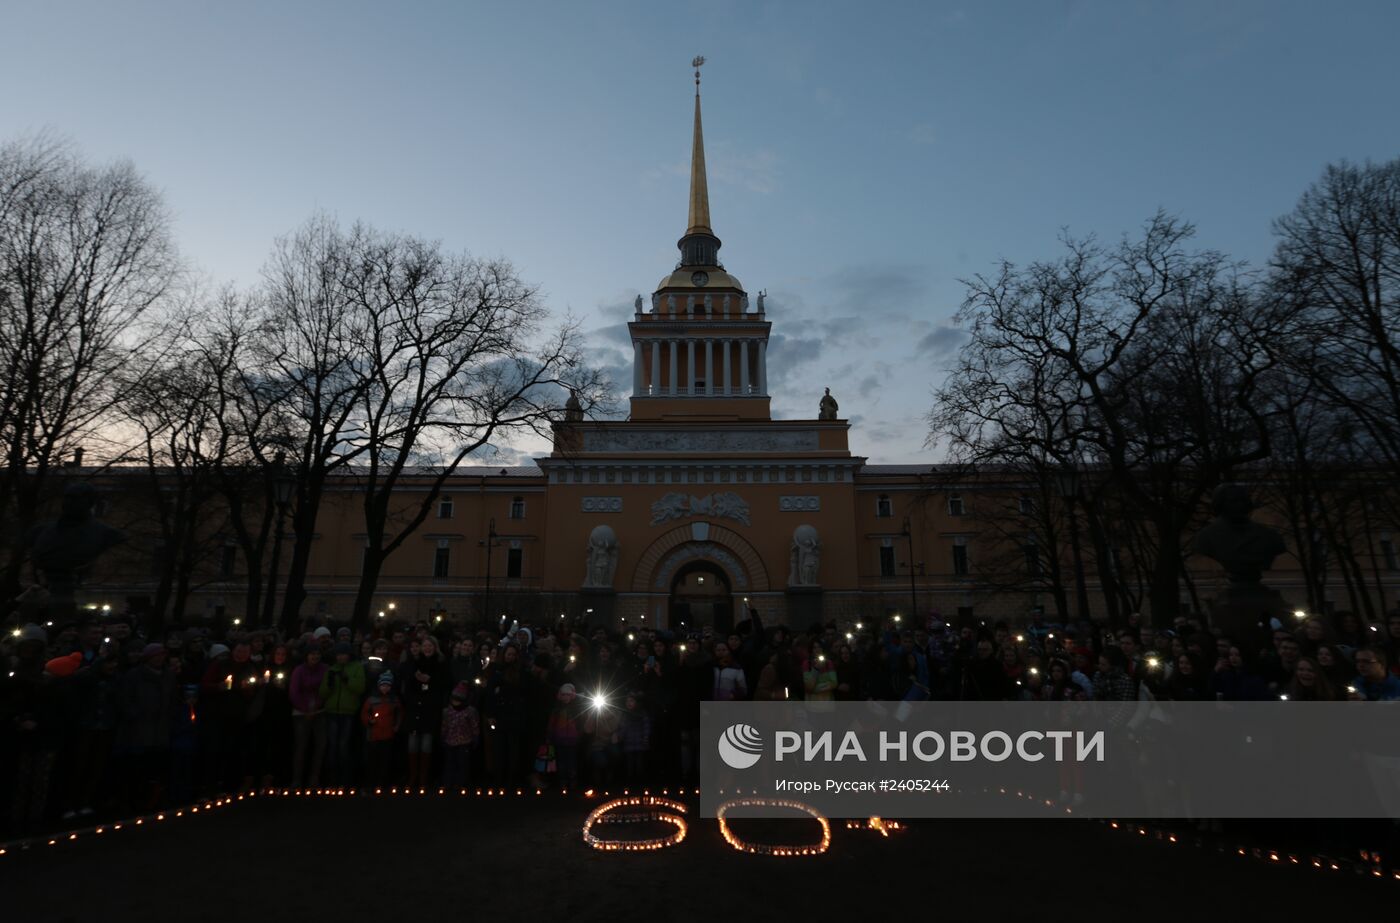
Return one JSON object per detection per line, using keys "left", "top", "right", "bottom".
{"left": 991, "top": 784, "right": 1400, "bottom": 883}
{"left": 0, "top": 794, "right": 248, "bottom": 857}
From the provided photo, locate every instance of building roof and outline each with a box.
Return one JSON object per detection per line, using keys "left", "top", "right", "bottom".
{"left": 857, "top": 464, "right": 948, "bottom": 476}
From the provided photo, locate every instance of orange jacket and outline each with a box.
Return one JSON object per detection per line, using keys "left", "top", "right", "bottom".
{"left": 360, "top": 694, "right": 402, "bottom": 742}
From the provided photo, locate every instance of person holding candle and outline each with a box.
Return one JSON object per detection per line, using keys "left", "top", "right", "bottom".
{"left": 257, "top": 644, "right": 294, "bottom": 787}
{"left": 319, "top": 642, "right": 366, "bottom": 786}
{"left": 803, "top": 644, "right": 839, "bottom": 702}
{"left": 1284, "top": 656, "right": 1342, "bottom": 701}
{"left": 361, "top": 671, "right": 402, "bottom": 786}
{"left": 1348, "top": 647, "right": 1400, "bottom": 701}
{"left": 289, "top": 646, "right": 327, "bottom": 787}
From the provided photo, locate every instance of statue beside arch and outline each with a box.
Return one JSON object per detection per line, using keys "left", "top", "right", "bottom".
{"left": 788, "top": 523, "right": 821, "bottom": 587}
{"left": 584, "top": 524, "right": 619, "bottom": 588}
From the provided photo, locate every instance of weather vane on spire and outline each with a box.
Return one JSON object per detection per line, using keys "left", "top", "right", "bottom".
{"left": 692, "top": 55, "right": 705, "bottom": 90}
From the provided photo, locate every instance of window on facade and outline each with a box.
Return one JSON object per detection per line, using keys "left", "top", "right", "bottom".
{"left": 879, "top": 545, "right": 896, "bottom": 578}
{"left": 952, "top": 544, "right": 969, "bottom": 576}
{"left": 510, "top": 496, "right": 525, "bottom": 519}
{"left": 507, "top": 547, "right": 523, "bottom": 579}
{"left": 220, "top": 544, "right": 237, "bottom": 578}
{"left": 876, "top": 495, "right": 892, "bottom": 518}
{"left": 1382, "top": 536, "right": 1399, "bottom": 571}
{"left": 948, "top": 493, "right": 965, "bottom": 516}
{"left": 438, "top": 497, "right": 454, "bottom": 519}
{"left": 433, "top": 545, "right": 450, "bottom": 579}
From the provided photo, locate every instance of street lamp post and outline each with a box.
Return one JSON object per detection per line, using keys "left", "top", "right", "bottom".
{"left": 263, "top": 462, "right": 296, "bottom": 630}
{"left": 1056, "top": 467, "right": 1092, "bottom": 624}
{"left": 480, "top": 517, "right": 498, "bottom": 627}
{"left": 901, "top": 515, "right": 919, "bottom": 627}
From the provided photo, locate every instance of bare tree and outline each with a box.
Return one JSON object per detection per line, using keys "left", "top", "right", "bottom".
{"left": 256, "top": 216, "right": 608, "bottom": 631}
{"left": 1272, "top": 159, "right": 1400, "bottom": 526}
{"left": 0, "top": 135, "right": 180, "bottom": 602}
{"left": 932, "top": 214, "right": 1286, "bottom": 626}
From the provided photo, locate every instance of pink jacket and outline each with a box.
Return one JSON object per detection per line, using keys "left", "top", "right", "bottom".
{"left": 290, "top": 661, "right": 328, "bottom": 715}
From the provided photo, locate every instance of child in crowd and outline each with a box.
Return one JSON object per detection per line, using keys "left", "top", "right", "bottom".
{"left": 545, "top": 683, "right": 581, "bottom": 787}
{"left": 360, "top": 671, "right": 401, "bottom": 786}
{"left": 441, "top": 681, "right": 480, "bottom": 786}
{"left": 619, "top": 691, "right": 651, "bottom": 784}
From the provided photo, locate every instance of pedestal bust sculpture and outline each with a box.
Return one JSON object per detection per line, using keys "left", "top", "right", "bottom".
{"left": 26, "top": 482, "right": 125, "bottom": 620}
{"left": 1191, "top": 483, "right": 1289, "bottom": 641}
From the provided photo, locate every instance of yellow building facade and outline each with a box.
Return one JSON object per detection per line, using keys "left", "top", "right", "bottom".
{"left": 78, "top": 76, "right": 1398, "bottom": 631}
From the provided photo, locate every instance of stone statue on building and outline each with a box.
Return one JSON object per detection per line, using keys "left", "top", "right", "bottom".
{"left": 564, "top": 390, "right": 583, "bottom": 422}
{"left": 788, "top": 524, "right": 821, "bottom": 587}
{"left": 584, "top": 524, "right": 618, "bottom": 588}
{"left": 26, "top": 481, "right": 125, "bottom": 620}
{"left": 634, "top": 294, "right": 643, "bottom": 313}
{"left": 756, "top": 290, "right": 766, "bottom": 312}
{"left": 819, "top": 387, "right": 838, "bottom": 420}
{"left": 1192, "top": 483, "right": 1289, "bottom": 639}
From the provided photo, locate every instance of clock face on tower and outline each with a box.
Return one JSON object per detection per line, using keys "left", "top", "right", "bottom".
{"left": 690, "top": 271, "right": 709, "bottom": 287}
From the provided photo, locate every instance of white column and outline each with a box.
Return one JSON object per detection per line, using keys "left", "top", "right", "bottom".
{"left": 633, "top": 340, "right": 643, "bottom": 394}
{"left": 740, "top": 340, "right": 750, "bottom": 394}
{"left": 668, "top": 340, "right": 678, "bottom": 395}
{"left": 722, "top": 338, "right": 731, "bottom": 396}
{"left": 687, "top": 340, "right": 696, "bottom": 395}
{"left": 650, "top": 340, "right": 660, "bottom": 394}
{"left": 704, "top": 339, "right": 714, "bottom": 396}
{"left": 758, "top": 340, "right": 768, "bottom": 394}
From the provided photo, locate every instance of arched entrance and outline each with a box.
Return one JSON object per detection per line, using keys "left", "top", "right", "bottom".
{"left": 669, "top": 560, "right": 735, "bottom": 634}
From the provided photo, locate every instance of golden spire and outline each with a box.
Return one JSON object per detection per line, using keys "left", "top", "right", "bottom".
{"left": 686, "top": 55, "right": 712, "bottom": 236}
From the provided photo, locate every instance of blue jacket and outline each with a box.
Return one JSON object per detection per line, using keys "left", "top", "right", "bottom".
{"left": 1353, "top": 673, "right": 1400, "bottom": 701}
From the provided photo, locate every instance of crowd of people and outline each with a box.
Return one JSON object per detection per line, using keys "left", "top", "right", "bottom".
{"left": 4, "top": 603, "right": 1400, "bottom": 838}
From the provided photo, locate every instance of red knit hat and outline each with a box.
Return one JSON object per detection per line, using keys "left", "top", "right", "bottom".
{"left": 45, "top": 651, "right": 83, "bottom": 678}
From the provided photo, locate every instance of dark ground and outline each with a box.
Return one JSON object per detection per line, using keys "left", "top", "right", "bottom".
{"left": 1, "top": 793, "right": 1394, "bottom": 921}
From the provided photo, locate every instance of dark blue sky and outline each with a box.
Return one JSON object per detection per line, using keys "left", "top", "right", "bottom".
{"left": 5, "top": 0, "right": 1398, "bottom": 462}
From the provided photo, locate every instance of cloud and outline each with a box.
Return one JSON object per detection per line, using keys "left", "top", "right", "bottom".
{"left": 826, "top": 263, "right": 929, "bottom": 313}
{"left": 916, "top": 325, "right": 969, "bottom": 356}
{"left": 765, "top": 332, "right": 826, "bottom": 393}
